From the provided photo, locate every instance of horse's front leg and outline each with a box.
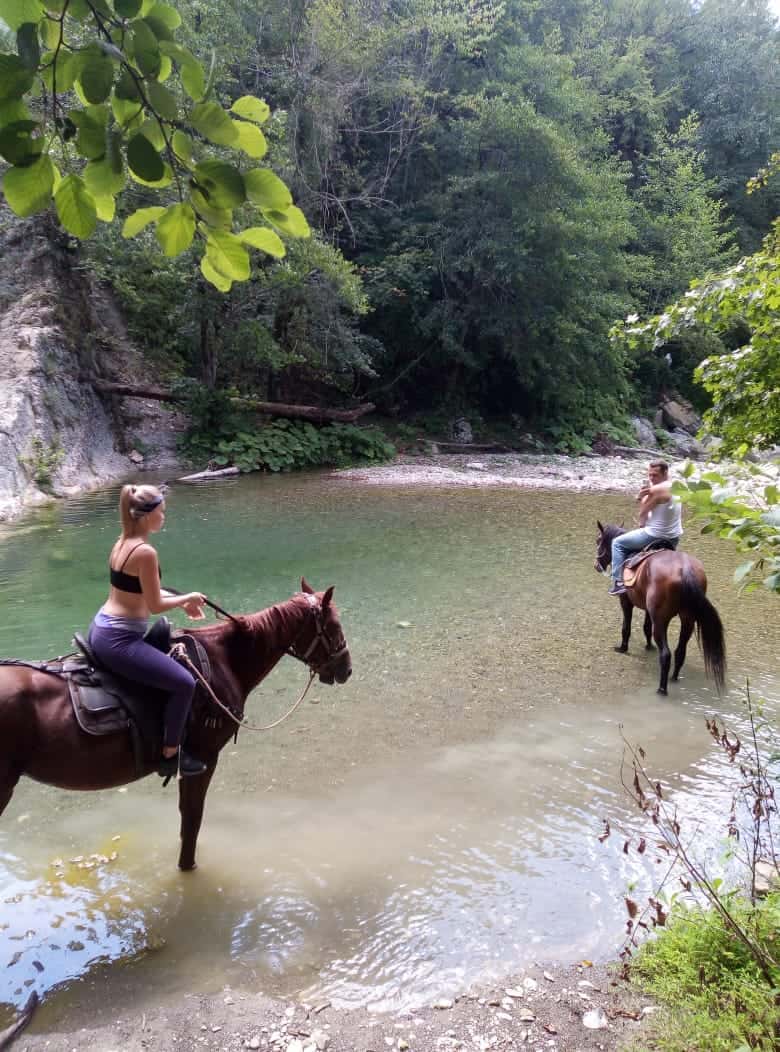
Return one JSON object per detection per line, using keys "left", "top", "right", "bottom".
{"left": 614, "top": 595, "right": 633, "bottom": 653}
{"left": 643, "top": 612, "right": 654, "bottom": 650}
{"left": 177, "top": 760, "right": 217, "bottom": 872}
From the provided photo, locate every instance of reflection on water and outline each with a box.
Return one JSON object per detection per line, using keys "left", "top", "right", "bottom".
{"left": 0, "top": 473, "right": 778, "bottom": 1027}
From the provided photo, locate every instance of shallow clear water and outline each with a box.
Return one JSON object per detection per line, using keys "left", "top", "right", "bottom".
{"left": 0, "top": 472, "right": 778, "bottom": 1031}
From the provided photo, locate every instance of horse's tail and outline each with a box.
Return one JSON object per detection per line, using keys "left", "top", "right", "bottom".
{"left": 680, "top": 565, "right": 726, "bottom": 691}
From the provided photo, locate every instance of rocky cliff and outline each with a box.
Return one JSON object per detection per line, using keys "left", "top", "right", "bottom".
{"left": 0, "top": 212, "right": 183, "bottom": 522}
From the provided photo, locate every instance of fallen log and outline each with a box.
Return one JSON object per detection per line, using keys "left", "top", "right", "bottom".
{"left": 179, "top": 467, "right": 241, "bottom": 482}
{"left": 428, "top": 441, "right": 514, "bottom": 453}
{"left": 88, "top": 380, "right": 375, "bottom": 423}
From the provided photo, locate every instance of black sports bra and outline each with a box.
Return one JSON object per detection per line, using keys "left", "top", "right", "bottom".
{"left": 109, "top": 542, "right": 161, "bottom": 595}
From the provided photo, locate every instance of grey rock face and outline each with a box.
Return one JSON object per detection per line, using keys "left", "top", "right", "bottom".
{"left": 661, "top": 398, "right": 701, "bottom": 435}
{"left": 630, "top": 416, "right": 658, "bottom": 448}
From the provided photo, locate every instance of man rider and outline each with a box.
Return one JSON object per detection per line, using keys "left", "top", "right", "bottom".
{"left": 608, "top": 459, "right": 683, "bottom": 596}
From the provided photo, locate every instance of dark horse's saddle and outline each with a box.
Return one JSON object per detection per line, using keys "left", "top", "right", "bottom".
{"left": 623, "top": 538, "right": 679, "bottom": 586}
{"left": 64, "top": 619, "right": 210, "bottom": 775}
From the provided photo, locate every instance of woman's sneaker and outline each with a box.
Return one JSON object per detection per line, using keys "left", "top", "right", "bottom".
{"left": 608, "top": 581, "right": 627, "bottom": 596}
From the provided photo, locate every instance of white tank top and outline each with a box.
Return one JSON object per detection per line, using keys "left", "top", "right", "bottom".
{"left": 647, "top": 496, "right": 683, "bottom": 539}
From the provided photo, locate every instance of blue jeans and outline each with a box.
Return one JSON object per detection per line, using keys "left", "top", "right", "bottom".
{"left": 610, "top": 528, "right": 656, "bottom": 584}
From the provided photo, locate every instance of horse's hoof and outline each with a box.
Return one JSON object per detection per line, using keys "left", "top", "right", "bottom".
{"left": 614, "top": 645, "right": 628, "bottom": 654}
{"left": 657, "top": 688, "right": 668, "bottom": 696}
{"left": 178, "top": 861, "right": 198, "bottom": 872}
{"left": 645, "top": 643, "right": 655, "bottom": 651}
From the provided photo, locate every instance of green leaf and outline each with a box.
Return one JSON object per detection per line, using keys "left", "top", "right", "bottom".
{"left": 194, "top": 159, "right": 245, "bottom": 208}
{"left": 137, "top": 116, "right": 165, "bottom": 150}
{"left": 83, "top": 156, "right": 125, "bottom": 196}
{"left": 190, "top": 188, "right": 232, "bottom": 229}
{"left": 244, "top": 168, "right": 291, "bottom": 210}
{"left": 0, "top": 53, "right": 35, "bottom": 101}
{"left": 122, "top": 204, "right": 165, "bottom": 237}
{"left": 205, "top": 228, "right": 250, "bottom": 281}
{"left": 78, "top": 52, "right": 115, "bottom": 104}
{"left": 131, "top": 19, "right": 160, "bottom": 77}
{"left": 238, "top": 226, "right": 285, "bottom": 258}
{"left": 233, "top": 118, "right": 267, "bottom": 159}
{"left": 765, "top": 485, "right": 779, "bottom": 506}
{"left": 40, "top": 17, "right": 59, "bottom": 48}
{"left": 263, "top": 205, "right": 310, "bottom": 238}
{"left": 70, "top": 109, "right": 106, "bottom": 160}
{"left": 0, "top": 97, "right": 29, "bottom": 125}
{"left": 111, "top": 93, "right": 143, "bottom": 128}
{"left": 158, "top": 41, "right": 203, "bottom": 99}
{"left": 0, "top": 119, "right": 41, "bottom": 165}
{"left": 129, "top": 158, "right": 172, "bottom": 187}
{"left": 156, "top": 201, "right": 195, "bottom": 256}
{"left": 55, "top": 173, "right": 97, "bottom": 237}
{"left": 94, "top": 194, "right": 115, "bottom": 221}
{"left": 2, "top": 152, "right": 54, "bottom": 216}
{"left": 39, "top": 48, "right": 76, "bottom": 92}
{"left": 680, "top": 462, "right": 695, "bottom": 479}
{"left": 114, "top": 66, "right": 141, "bottom": 101}
{"left": 171, "top": 129, "right": 193, "bottom": 165}
{"left": 0, "top": 0, "right": 43, "bottom": 31}
{"left": 200, "top": 253, "right": 232, "bottom": 292}
{"left": 191, "top": 101, "right": 238, "bottom": 146}
{"left": 127, "top": 131, "right": 164, "bottom": 182}
{"left": 16, "top": 22, "right": 40, "bottom": 70}
{"left": 146, "top": 2, "right": 181, "bottom": 30}
{"left": 146, "top": 79, "right": 177, "bottom": 120}
{"left": 230, "top": 95, "right": 270, "bottom": 124}
{"left": 114, "top": 0, "right": 142, "bottom": 16}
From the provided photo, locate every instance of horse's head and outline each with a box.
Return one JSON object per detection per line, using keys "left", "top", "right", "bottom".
{"left": 291, "top": 578, "right": 352, "bottom": 685}
{"left": 594, "top": 520, "right": 624, "bottom": 573}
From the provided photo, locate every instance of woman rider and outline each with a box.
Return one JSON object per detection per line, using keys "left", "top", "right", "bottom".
{"left": 88, "top": 484, "right": 208, "bottom": 777}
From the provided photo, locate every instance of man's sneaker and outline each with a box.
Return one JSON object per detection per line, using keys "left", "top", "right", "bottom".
{"left": 158, "top": 750, "right": 207, "bottom": 778}
{"left": 608, "top": 581, "right": 627, "bottom": 596}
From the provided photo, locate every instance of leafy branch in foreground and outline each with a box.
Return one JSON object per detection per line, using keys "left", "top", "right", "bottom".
{"left": 671, "top": 461, "right": 780, "bottom": 596}
{"left": 599, "top": 687, "right": 780, "bottom": 1050}
{"left": 0, "top": 0, "right": 310, "bottom": 289}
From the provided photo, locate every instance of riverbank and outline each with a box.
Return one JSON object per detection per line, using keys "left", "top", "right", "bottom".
{"left": 334, "top": 452, "right": 679, "bottom": 492}
{"left": 14, "top": 962, "right": 658, "bottom": 1052}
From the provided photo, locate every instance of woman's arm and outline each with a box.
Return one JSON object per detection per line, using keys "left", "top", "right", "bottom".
{"left": 137, "top": 549, "right": 205, "bottom": 618}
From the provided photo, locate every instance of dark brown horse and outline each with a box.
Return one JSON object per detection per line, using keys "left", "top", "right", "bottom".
{"left": 595, "top": 523, "right": 726, "bottom": 696}
{"left": 0, "top": 580, "right": 351, "bottom": 871}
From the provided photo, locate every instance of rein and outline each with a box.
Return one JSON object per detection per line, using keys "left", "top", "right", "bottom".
{"left": 172, "top": 644, "right": 316, "bottom": 732}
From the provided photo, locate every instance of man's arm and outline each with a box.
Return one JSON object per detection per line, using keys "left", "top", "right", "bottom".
{"left": 637, "top": 481, "right": 672, "bottom": 524}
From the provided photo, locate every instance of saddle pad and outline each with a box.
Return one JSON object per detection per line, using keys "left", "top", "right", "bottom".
{"left": 624, "top": 549, "right": 663, "bottom": 586}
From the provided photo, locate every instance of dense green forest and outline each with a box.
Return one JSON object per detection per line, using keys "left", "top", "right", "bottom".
{"left": 1, "top": 0, "right": 778, "bottom": 450}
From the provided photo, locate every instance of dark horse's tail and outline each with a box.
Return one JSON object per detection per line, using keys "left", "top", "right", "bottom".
{"left": 680, "top": 565, "right": 727, "bottom": 691}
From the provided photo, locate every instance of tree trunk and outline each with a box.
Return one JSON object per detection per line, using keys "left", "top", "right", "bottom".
{"left": 87, "top": 381, "right": 375, "bottom": 423}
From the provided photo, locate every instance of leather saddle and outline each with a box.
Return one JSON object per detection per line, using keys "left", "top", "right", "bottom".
{"left": 623, "top": 539, "right": 679, "bottom": 586}
{"left": 67, "top": 619, "right": 210, "bottom": 775}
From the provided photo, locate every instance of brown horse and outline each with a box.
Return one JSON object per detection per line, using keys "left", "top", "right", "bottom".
{"left": 0, "top": 580, "right": 351, "bottom": 871}
{"left": 594, "top": 523, "right": 726, "bottom": 696}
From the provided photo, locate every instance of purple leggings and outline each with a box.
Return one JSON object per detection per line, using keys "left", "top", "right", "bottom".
{"left": 89, "top": 613, "right": 196, "bottom": 749}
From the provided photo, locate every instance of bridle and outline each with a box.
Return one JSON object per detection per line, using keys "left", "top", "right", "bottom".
{"left": 286, "top": 593, "right": 349, "bottom": 675}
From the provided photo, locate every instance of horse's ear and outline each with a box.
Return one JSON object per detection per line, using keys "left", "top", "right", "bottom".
{"left": 301, "top": 577, "right": 314, "bottom": 594}
{"left": 322, "top": 586, "right": 334, "bottom": 608}
{"left": 597, "top": 520, "right": 604, "bottom": 533}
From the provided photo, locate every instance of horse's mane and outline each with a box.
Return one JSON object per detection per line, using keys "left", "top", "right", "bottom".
{"left": 192, "top": 593, "right": 309, "bottom": 642}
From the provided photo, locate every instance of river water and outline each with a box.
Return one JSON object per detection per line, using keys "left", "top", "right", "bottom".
{"left": 0, "top": 472, "right": 778, "bottom": 1030}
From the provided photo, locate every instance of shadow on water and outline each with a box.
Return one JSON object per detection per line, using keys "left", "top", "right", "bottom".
{"left": 0, "top": 472, "right": 778, "bottom": 1026}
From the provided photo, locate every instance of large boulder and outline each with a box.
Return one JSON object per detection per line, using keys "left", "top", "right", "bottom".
{"left": 661, "top": 397, "right": 701, "bottom": 435}
{"left": 666, "top": 428, "right": 705, "bottom": 460}
{"left": 631, "top": 416, "right": 658, "bottom": 448}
